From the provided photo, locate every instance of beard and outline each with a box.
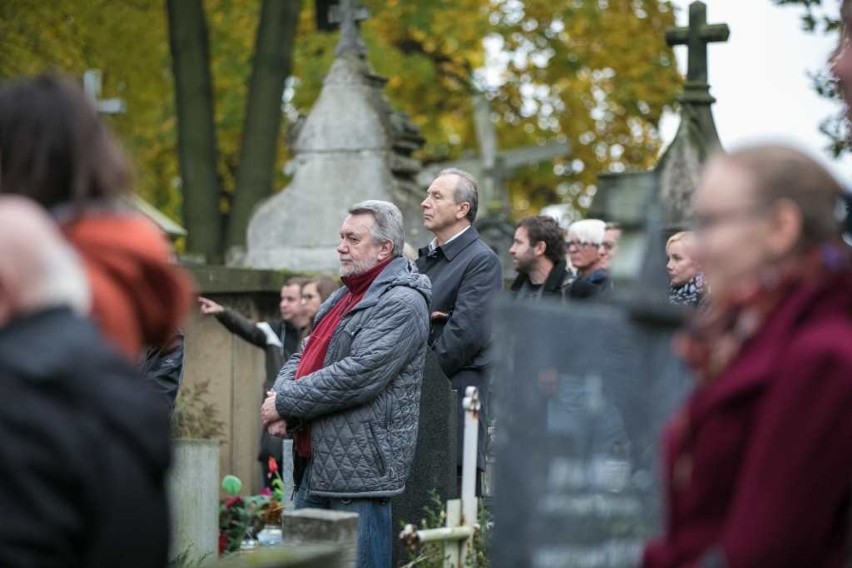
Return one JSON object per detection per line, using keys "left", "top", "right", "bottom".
{"left": 339, "top": 256, "right": 379, "bottom": 277}
{"left": 514, "top": 253, "right": 536, "bottom": 275}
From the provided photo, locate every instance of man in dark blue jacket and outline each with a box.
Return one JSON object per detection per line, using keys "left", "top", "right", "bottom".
{"left": 416, "top": 168, "right": 502, "bottom": 493}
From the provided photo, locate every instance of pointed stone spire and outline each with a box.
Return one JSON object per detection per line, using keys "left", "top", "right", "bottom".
{"left": 657, "top": 0, "right": 730, "bottom": 229}
{"left": 331, "top": 0, "right": 368, "bottom": 58}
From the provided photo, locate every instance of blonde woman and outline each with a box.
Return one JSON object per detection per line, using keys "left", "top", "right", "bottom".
{"left": 666, "top": 231, "right": 704, "bottom": 306}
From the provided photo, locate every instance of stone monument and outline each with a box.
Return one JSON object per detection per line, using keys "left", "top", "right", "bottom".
{"left": 244, "top": 0, "right": 426, "bottom": 272}
{"left": 589, "top": 0, "right": 729, "bottom": 282}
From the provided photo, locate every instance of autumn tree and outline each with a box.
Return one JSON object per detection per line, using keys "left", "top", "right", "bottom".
{"left": 2, "top": 0, "right": 682, "bottom": 255}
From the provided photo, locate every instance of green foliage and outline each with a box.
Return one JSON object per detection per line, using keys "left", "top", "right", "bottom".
{"left": 402, "top": 491, "right": 490, "bottom": 568}
{"left": 2, "top": 0, "right": 682, "bottom": 232}
{"left": 172, "top": 380, "right": 225, "bottom": 440}
{"left": 168, "top": 546, "right": 212, "bottom": 568}
{"left": 219, "top": 466, "right": 285, "bottom": 555}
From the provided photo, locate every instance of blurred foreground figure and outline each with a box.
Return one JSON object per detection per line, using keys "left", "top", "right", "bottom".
{"left": 0, "top": 197, "right": 171, "bottom": 567}
{"left": 643, "top": 145, "right": 852, "bottom": 567}
{"left": 0, "top": 74, "right": 193, "bottom": 360}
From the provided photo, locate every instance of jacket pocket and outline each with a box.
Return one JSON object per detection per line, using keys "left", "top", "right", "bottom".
{"left": 367, "top": 422, "right": 387, "bottom": 477}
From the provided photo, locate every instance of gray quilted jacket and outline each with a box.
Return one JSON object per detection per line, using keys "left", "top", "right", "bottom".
{"left": 273, "top": 257, "right": 431, "bottom": 498}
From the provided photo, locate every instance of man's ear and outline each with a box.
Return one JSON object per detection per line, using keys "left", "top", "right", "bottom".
{"left": 378, "top": 240, "right": 395, "bottom": 261}
{"left": 456, "top": 201, "right": 470, "bottom": 221}
{"left": 534, "top": 240, "right": 547, "bottom": 257}
{"left": 767, "top": 199, "right": 803, "bottom": 258}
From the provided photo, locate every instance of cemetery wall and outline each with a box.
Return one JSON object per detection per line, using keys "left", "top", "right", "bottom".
{"left": 184, "top": 265, "right": 293, "bottom": 495}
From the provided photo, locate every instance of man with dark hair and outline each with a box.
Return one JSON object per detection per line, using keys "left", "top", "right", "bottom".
{"left": 199, "top": 277, "right": 309, "bottom": 485}
{"left": 0, "top": 196, "right": 171, "bottom": 568}
{"left": 509, "top": 215, "right": 572, "bottom": 300}
{"left": 417, "top": 169, "right": 502, "bottom": 493}
{"left": 261, "top": 200, "right": 430, "bottom": 568}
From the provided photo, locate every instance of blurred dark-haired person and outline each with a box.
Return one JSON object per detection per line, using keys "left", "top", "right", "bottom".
{"left": 643, "top": 144, "right": 852, "bottom": 568}
{"left": 666, "top": 231, "right": 705, "bottom": 307}
{"left": 0, "top": 196, "right": 171, "bottom": 568}
{"left": 509, "top": 215, "right": 572, "bottom": 300}
{"left": 0, "top": 74, "right": 193, "bottom": 360}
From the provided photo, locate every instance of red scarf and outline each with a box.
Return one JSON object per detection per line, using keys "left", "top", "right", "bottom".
{"left": 675, "top": 243, "right": 849, "bottom": 382}
{"left": 292, "top": 258, "right": 391, "bottom": 457}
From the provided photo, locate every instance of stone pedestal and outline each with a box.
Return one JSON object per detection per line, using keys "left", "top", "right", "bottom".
{"left": 168, "top": 439, "right": 220, "bottom": 561}
{"left": 281, "top": 509, "right": 359, "bottom": 568}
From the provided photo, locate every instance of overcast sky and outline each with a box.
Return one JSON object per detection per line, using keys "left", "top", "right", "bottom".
{"left": 660, "top": 0, "right": 852, "bottom": 183}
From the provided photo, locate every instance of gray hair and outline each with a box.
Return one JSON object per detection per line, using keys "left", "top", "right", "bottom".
{"left": 348, "top": 200, "right": 404, "bottom": 256}
{"left": 438, "top": 168, "right": 479, "bottom": 223}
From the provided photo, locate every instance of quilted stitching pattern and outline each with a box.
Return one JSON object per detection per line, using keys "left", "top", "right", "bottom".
{"left": 273, "top": 258, "right": 430, "bottom": 497}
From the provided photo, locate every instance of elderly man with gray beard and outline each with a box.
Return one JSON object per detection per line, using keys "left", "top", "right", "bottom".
{"left": 260, "top": 200, "right": 430, "bottom": 568}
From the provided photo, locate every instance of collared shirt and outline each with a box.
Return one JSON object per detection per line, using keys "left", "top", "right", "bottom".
{"left": 427, "top": 225, "right": 471, "bottom": 253}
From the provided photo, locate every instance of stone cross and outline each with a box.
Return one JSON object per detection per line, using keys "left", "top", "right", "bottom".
{"left": 327, "top": 0, "right": 369, "bottom": 57}
{"left": 418, "top": 92, "right": 570, "bottom": 216}
{"left": 665, "top": 1, "right": 729, "bottom": 84}
{"left": 82, "top": 69, "right": 126, "bottom": 115}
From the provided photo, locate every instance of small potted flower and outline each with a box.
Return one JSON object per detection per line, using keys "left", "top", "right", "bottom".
{"left": 219, "top": 458, "right": 285, "bottom": 555}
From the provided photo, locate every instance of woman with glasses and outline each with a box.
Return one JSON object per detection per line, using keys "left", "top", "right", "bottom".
{"left": 643, "top": 144, "right": 852, "bottom": 568}
{"left": 565, "top": 218, "right": 611, "bottom": 299}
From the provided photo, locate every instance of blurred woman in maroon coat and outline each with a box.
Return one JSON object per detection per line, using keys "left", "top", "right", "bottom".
{"left": 643, "top": 144, "right": 852, "bottom": 568}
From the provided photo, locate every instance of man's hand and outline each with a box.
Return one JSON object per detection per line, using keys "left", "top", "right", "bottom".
{"left": 260, "top": 390, "right": 281, "bottom": 427}
{"left": 198, "top": 296, "right": 225, "bottom": 315}
{"left": 267, "top": 419, "right": 288, "bottom": 437}
{"left": 431, "top": 311, "right": 450, "bottom": 322}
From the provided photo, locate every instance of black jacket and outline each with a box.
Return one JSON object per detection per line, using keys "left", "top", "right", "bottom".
{"left": 509, "top": 259, "right": 574, "bottom": 300}
{"left": 416, "top": 226, "right": 503, "bottom": 378}
{"left": 0, "top": 308, "right": 171, "bottom": 568}
{"left": 214, "top": 309, "right": 300, "bottom": 387}
{"left": 139, "top": 331, "right": 184, "bottom": 410}
{"left": 568, "top": 268, "right": 612, "bottom": 299}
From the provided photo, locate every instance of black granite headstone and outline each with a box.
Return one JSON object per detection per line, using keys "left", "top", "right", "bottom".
{"left": 490, "top": 296, "right": 693, "bottom": 568}
{"left": 393, "top": 350, "right": 458, "bottom": 563}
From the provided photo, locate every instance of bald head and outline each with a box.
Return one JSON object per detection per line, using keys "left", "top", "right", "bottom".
{"left": 0, "top": 196, "right": 89, "bottom": 326}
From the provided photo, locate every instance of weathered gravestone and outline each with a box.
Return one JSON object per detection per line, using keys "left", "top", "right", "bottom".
{"left": 281, "top": 509, "right": 359, "bottom": 568}
{"left": 392, "top": 350, "right": 459, "bottom": 564}
{"left": 490, "top": 293, "right": 692, "bottom": 567}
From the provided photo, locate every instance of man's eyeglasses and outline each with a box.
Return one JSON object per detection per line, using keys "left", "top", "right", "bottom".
{"left": 566, "top": 240, "right": 599, "bottom": 249}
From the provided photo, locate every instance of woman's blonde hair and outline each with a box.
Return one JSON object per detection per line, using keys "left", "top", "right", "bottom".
{"left": 666, "top": 231, "right": 695, "bottom": 252}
